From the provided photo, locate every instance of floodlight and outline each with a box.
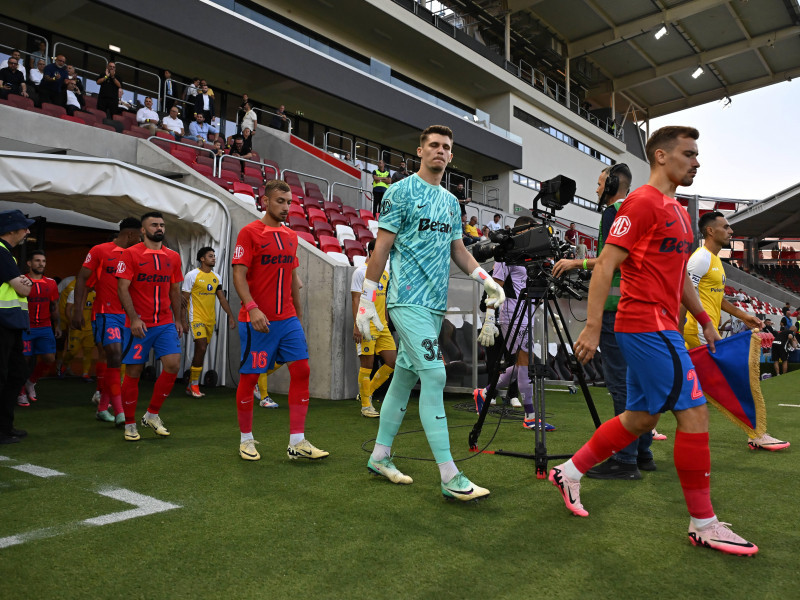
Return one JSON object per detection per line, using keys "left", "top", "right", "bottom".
{"left": 655, "top": 26, "right": 667, "bottom": 40}
{"left": 692, "top": 67, "right": 704, "bottom": 79}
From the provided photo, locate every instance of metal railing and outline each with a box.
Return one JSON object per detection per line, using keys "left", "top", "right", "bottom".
{"left": 220, "top": 154, "right": 278, "bottom": 180}
{"left": 282, "top": 168, "right": 331, "bottom": 198}
{"left": 0, "top": 23, "right": 49, "bottom": 70}
{"left": 115, "top": 61, "right": 161, "bottom": 108}
{"left": 323, "top": 132, "right": 353, "bottom": 159}
{"left": 330, "top": 181, "right": 372, "bottom": 213}
{"left": 253, "top": 107, "right": 292, "bottom": 135}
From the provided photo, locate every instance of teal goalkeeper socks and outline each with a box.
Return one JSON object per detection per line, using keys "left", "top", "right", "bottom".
{"left": 375, "top": 365, "right": 418, "bottom": 449}
{"left": 418, "top": 367, "right": 452, "bottom": 464}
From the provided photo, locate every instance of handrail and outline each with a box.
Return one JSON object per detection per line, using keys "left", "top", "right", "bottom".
{"left": 52, "top": 42, "right": 108, "bottom": 66}
{"left": 115, "top": 61, "right": 161, "bottom": 108}
{"left": 145, "top": 135, "right": 218, "bottom": 170}
{"left": 0, "top": 43, "right": 38, "bottom": 73}
{"left": 0, "top": 23, "right": 48, "bottom": 69}
{"left": 220, "top": 153, "right": 278, "bottom": 180}
{"left": 330, "top": 181, "right": 372, "bottom": 212}
{"left": 380, "top": 149, "right": 406, "bottom": 170}
{"left": 323, "top": 132, "right": 353, "bottom": 159}
{"left": 354, "top": 141, "right": 381, "bottom": 165}
{"left": 281, "top": 168, "right": 331, "bottom": 197}
{"left": 253, "top": 107, "right": 292, "bottom": 136}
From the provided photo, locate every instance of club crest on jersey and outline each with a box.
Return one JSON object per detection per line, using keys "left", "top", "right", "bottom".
{"left": 609, "top": 216, "right": 630, "bottom": 237}
{"left": 234, "top": 245, "right": 245, "bottom": 259}
{"left": 207, "top": 284, "right": 214, "bottom": 291}
{"left": 85, "top": 252, "right": 92, "bottom": 262}
{"left": 418, "top": 218, "right": 451, "bottom": 233}
{"left": 116, "top": 262, "right": 126, "bottom": 274}
{"left": 380, "top": 199, "right": 392, "bottom": 214}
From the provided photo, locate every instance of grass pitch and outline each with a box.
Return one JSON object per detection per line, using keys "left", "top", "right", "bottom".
{"left": 1, "top": 372, "right": 798, "bottom": 599}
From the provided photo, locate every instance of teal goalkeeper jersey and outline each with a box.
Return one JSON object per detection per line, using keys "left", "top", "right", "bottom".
{"left": 378, "top": 173, "right": 461, "bottom": 313}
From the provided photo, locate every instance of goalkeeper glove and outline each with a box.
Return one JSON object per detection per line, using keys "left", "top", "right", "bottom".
{"left": 356, "top": 279, "right": 383, "bottom": 341}
{"left": 470, "top": 266, "right": 505, "bottom": 309}
{"left": 478, "top": 307, "right": 499, "bottom": 347}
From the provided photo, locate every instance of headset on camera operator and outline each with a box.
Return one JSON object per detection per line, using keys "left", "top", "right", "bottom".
{"left": 552, "top": 163, "right": 657, "bottom": 479}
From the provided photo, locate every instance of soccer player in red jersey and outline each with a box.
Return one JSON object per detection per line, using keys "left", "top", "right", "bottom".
{"left": 232, "top": 179, "right": 328, "bottom": 462}
{"left": 72, "top": 217, "right": 142, "bottom": 426}
{"left": 116, "top": 212, "right": 185, "bottom": 442}
{"left": 19, "top": 251, "right": 61, "bottom": 406}
{"left": 549, "top": 126, "right": 758, "bottom": 556}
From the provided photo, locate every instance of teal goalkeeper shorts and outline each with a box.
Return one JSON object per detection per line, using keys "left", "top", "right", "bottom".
{"left": 390, "top": 305, "right": 444, "bottom": 372}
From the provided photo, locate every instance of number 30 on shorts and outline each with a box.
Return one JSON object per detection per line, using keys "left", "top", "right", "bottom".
{"left": 686, "top": 368, "right": 703, "bottom": 400}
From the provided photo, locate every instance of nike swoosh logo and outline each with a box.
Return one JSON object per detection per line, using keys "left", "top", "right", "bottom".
{"left": 261, "top": 244, "right": 270, "bottom": 248}
{"left": 400, "top": 407, "right": 406, "bottom": 412}
{"left": 666, "top": 220, "right": 677, "bottom": 227}
{"left": 139, "top": 262, "right": 149, "bottom": 266}
{"left": 435, "top": 415, "right": 446, "bottom": 420}
{"left": 417, "top": 204, "right": 428, "bottom": 209}
{"left": 568, "top": 488, "right": 577, "bottom": 504}
{"left": 444, "top": 486, "right": 473, "bottom": 495}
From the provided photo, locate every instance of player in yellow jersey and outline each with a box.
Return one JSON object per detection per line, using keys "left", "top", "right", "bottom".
{"left": 351, "top": 240, "right": 396, "bottom": 417}
{"left": 682, "top": 211, "right": 789, "bottom": 452}
{"left": 55, "top": 276, "right": 76, "bottom": 379}
{"left": 65, "top": 287, "right": 101, "bottom": 400}
{"left": 182, "top": 247, "right": 236, "bottom": 397}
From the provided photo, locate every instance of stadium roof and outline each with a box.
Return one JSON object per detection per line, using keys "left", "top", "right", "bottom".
{"left": 476, "top": 0, "right": 800, "bottom": 118}
{"left": 727, "top": 182, "right": 800, "bottom": 238}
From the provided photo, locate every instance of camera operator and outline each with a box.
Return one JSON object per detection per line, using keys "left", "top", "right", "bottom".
{"left": 474, "top": 215, "right": 555, "bottom": 431}
{"left": 552, "top": 164, "right": 656, "bottom": 479}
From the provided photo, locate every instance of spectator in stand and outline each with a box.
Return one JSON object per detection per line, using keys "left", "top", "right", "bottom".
{"left": 240, "top": 102, "right": 257, "bottom": 136}
{"left": 193, "top": 81, "right": 214, "bottom": 123}
{"left": 464, "top": 216, "right": 481, "bottom": 244}
{"left": 460, "top": 214, "right": 476, "bottom": 246}
{"left": 270, "top": 104, "right": 288, "bottom": 131}
{"left": 453, "top": 182, "right": 471, "bottom": 217}
{"left": 236, "top": 95, "right": 251, "bottom": 133}
{"left": 371, "top": 159, "right": 391, "bottom": 215}
{"left": 117, "top": 87, "right": 134, "bottom": 112}
{"left": 66, "top": 65, "right": 84, "bottom": 95}
{"left": 1, "top": 49, "right": 26, "bottom": 80}
{"left": 186, "top": 113, "right": 217, "bottom": 143}
{"left": 779, "top": 307, "right": 794, "bottom": 331}
{"left": 772, "top": 326, "right": 798, "bottom": 376}
{"left": 211, "top": 139, "right": 226, "bottom": 158}
{"left": 40, "top": 54, "right": 67, "bottom": 105}
{"left": 486, "top": 214, "right": 502, "bottom": 231}
{"left": 241, "top": 127, "right": 254, "bottom": 155}
{"left": 28, "top": 58, "right": 45, "bottom": 104}
{"left": 564, "top": 222, "right": 578, "bottom": 246}
{"left": 200, "top": 79, "right": 214, "bottom": 98}
{"left": 163, "top": 70, "right": 174, "bottom": 99}
{"left": 160, "top": 105, "right": 184, "bottom": 140}
{"left": 0, "top": 56, "right": 28, "bottom": 100}
{"left": 60, "top": 78, "right": 85, "bottom": 116}
{"left": 229, "top": 134, "right": 253, "bottom": 174}
{"left": 480, "top": 225, "right": 490, "bottom": 241}
{"left": 95, "top": 61, "right": 122, "bottom": 118}
{"left": 391, "top": 161, "right": 410, "bottom": 184}
{"left": 184, "top": 77, "right": 199, "bottom": 101}
{"left": 29, "top": 40, "right": 47, "bottom": 71}
{"left": 136, "top": 96, "right": 160, "bottom": 135}
{"left": 763, "top": 319, "right": 776, "bottom": 335}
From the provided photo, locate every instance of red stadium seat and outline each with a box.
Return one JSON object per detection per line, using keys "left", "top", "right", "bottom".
{"left": 220, "top": 169, "right": 241, "bottom": 183}
{"left": 332, "top": 195, "right": 343, "bottom": 207}
{"left": 92, "top": 123, "right": 117, "bottom": 132}
{"left": 192, "top": 163, "right": 214, "bottom": 178}
{"left": 83, "top": 95, "right": 98, "bottom": 110}
{"left": 356, "top": 229, "right": 374, "bottom": 245}
{"left": 156, "top": 130, "right": 174, "bottom": 139}
{"left": 288, "top": 204, "right": 305, "bottom": 218}
{"left": 288, "top": 216, "right": 312, "bottom": 234}
{"left": 323, "top": 201, "right": 340, "bottom": 213}
{"left": 196, "top": 155, "right": 215, "bottom": 168}
{"left": 296, "top": 231, "right": 316, "bottom": 246}
{"left": 343, "top": 239, "right": 366, "bottom": 259}
{"left": 359, "top": 209, "right": 374, "bottom": 221}
{"left": 348, "top": 216, "right": 366, "bottom": 230}
{"left": 41, "top": 102, "right": 66, "bottom": 118}
{"left": 60, "top": 114, "right": 85, "bottom": 125}
{"left": 243, "top": 175, "right": 263, "bottom": 187}
{"left": 318, "top": 235, "right": 341, "bottom": 254}
{"left": 313, "top": 222, "right": 334, "bottom": 239}
{"left": 244, "top": 165, "right": 263, "bottom": 179}
{"left": 307, "top": 206, "right": 326, "bottom": 223}
{"left": 329, "top": 213, "right": 348, "bottom": 228}
{"left": 123, "top": 130, "right": 150, "bottom": 139}
{"left": 8, "top": 94, "right": 34, "bottom": 110}
{"left": 342, "top": 205, "right": 358, "bottom": 218}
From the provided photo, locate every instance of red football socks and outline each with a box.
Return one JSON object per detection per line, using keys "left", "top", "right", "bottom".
{"left": 236, "top": 373, "right": 259, "bottom": 434}
{"left": 28, "top": 360, "right": 51, "bottom": 384}
{"left": 571, "top": 415, "right": 638, "bottom": 473}
{"left": 147, "top": 371, "right": 177, "bottom": 414}
{"left": 121, "top": 375, "right": 140, "bottom": 425}
{"left": 106, "top": 367, "right": 123, "bottom": 415}
{"left": 288, "top": 359, "right": 310, "bottom": 435}
{"left": 674, "top": 430, "right": 715, "bottom": 519}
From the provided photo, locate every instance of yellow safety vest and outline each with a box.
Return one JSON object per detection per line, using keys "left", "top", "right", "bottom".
{"left": 0, "top": 242, "right": 29, "bottom": 329}
{"left": 372, "top": 169, "right": 389, "bottom": 189}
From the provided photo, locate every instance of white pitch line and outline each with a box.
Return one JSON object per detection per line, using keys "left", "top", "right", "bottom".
{"left": 0, "top": 456, "right": 12, "bottom": 461}
{"left": 83, "top": 488, "right": 181, "bottom": 526}
{"left": 778, "top": 404, "right": 800, "bottom": 408}
{"left": 9, "top": 464, "right": 65, "bottom": 478}
{"left": 0, "top": 488, "right": 181, "bottom": 549}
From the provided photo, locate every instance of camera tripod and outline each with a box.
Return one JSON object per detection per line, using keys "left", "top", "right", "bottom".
{"left": 468, "top": 262, "right": 601, "bottom": 478}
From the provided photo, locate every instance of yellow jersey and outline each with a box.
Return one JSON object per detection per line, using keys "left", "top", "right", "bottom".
{"left": 684, "top": 246, "right": 725, "bottom": 348}
{"left": 183, "top": 268, "right": 221, "bottom": 324}
{"left": 67, "top": 287, "right": 96, "bottom": 332}
{"left": 58, "top": 278, "right": 76, "bottom": 328}
{"left": 351, "top": 264, "right": 389, "bottom": 329}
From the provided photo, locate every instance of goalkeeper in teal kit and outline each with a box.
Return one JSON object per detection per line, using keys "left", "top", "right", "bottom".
{"left": 356, "top": 125, "right": 505, "bottom": 501}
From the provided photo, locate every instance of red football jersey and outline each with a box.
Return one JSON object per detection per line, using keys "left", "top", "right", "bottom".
{"left": 605, "top": 185, "right": 693, "bottom": 333}
{"left": 115, "top": 243, "right": 183, "bottom": 327}
{"left": 233, "top": 221, "right": 298, "bottom": 322}
{"left": 27, "top": 276, "right": 59, "bottom": 328}
{"left": 83, "top": 241, "right": 126, "bottom": 315}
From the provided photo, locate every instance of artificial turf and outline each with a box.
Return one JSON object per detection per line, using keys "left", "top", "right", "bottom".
{"left": 1, "top": 372, "right": 798, "bottom": 599}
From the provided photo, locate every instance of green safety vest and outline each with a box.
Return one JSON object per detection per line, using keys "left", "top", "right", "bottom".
{"left": 0, "top": 242, "right": 29, "bottom": 329}
{"left": 597, "top": 201, "right": 623, "bottom": 312}
{"left": 372, "top": 169, "right": 389, "bottom": 189}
